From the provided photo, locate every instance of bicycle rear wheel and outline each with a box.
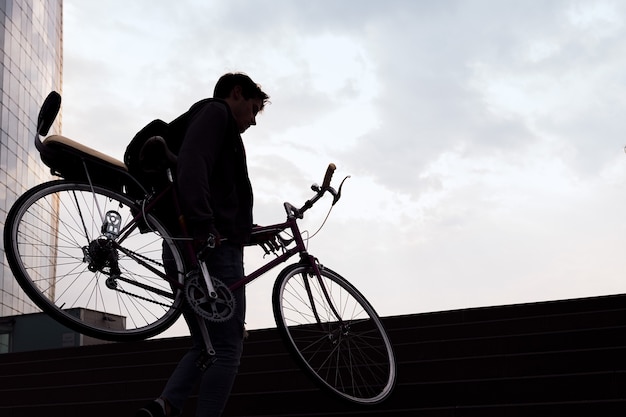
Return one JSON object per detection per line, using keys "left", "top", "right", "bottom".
{"left": 272, "top": 263, "right": 396, "bottom": 404}
{"left": 4, "top": 180, "right": 186, "bottom": 341}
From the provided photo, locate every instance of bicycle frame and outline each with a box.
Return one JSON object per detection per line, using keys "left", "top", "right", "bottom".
{"left": 233, "top": 219, "right": 319, "bottom": 290}
{"left": 114, "top": 171, "right": 344, "bottom": 329}
{"left": 121, "top": 183, "right": 322, "bottom": 288}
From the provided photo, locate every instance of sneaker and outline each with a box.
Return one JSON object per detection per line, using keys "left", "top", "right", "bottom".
{"left": 136, "top": 400, "right": 166, "bottom": 417}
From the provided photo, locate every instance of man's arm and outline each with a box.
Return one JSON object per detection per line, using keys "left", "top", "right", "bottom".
{"left": 176, "top": 102, "right": 229, "bottom": 243}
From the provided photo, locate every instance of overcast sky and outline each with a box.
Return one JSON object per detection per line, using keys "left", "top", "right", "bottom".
{"left": 61, "top": 0, "right": 626, "bottom": 333}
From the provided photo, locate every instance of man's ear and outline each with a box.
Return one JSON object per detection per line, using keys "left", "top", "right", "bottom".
{"left": 231, "top": 85, "right": 243, "bottom": 100}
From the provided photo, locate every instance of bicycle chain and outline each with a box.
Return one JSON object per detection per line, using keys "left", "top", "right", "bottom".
{"left": 185, "top": 271, "right": 236, "bottom": 322}
{"left": 116, "top": 242, "right": 165, "bottom": 269}
{"left": 110, "top": 285, "right": 174, "bottom": 308}
{"left": 106, "top": 243, "right": 175, "bottom": 308}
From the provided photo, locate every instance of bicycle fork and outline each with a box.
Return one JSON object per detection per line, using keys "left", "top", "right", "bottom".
{"left": 303, "top": 256, "right": 351, "bottom": 344}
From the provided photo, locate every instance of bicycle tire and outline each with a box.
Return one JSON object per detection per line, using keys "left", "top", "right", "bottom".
{"left": 4, "top": 180, "right": 186, "bottom": 341}
{"left": 272, "top": 263, "right": 396, "bottom": 404}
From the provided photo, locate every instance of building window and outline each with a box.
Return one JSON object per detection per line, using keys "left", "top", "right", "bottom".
{"left": 0, "top": 332, "right": 9, "bottom": 353}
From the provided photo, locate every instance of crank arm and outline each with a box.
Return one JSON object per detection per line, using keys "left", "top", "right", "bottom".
{"left": 199, "top": 260, "right": 218, "bottom": 300}
{"left": 196, "top": 315, "right": 217, "bottom": 371}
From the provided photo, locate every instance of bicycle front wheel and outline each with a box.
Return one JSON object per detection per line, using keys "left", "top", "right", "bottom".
{"left": 4, "top": 180, "right": 186, "bottom": 341}
{"left": 272, "top": 263, "right": 396, "bottom": 404}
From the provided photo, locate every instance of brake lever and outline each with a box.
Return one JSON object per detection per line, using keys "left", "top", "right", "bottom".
{"left": 332, "top": 175, "right": 351, "bottom": 205}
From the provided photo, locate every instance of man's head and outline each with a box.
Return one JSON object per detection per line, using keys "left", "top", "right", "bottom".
{"left": 214, "top": 73, "right": 270, "bottom": 133}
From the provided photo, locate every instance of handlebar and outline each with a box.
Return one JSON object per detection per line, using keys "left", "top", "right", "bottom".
{"left": 283, "top": 163, "right": 349, "bottom": 219}
{"left": 321, "top": 163, "right": 336, "bottom": 189}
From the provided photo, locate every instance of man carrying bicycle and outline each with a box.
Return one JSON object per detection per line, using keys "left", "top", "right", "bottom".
{"left": 137, "top": 72, "right": 270, "bottom": 417}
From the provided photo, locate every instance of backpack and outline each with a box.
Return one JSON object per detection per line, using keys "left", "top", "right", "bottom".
{"left": 124, "top": 98, "right": 213, "bottom": 194}
{"left": 123, "top": 99, "right": 210, "bottom": 234}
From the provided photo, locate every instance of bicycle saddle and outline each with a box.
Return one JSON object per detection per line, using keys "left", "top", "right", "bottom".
{"left": 42, "top": 135, "right": 127, "bottom": 171}
{"left": 37, "top": 134, "right": 130, "bottom": 191}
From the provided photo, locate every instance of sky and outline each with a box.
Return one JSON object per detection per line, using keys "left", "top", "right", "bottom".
{"left": 60, "top": 0, "right": 626, "bottom": 334}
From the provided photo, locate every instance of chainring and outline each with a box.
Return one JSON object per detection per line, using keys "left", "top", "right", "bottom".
{"left": 184, "top": 271, "right": 236, "bottom": 322}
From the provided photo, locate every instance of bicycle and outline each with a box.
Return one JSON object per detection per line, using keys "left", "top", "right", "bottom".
{"left": 3, "top": 91, "right": 396, "bottom": 404}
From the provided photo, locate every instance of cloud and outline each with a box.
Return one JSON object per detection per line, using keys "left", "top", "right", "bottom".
{"left": 61, "top": 0, "right": 626, "bottom": 329}
{"left": 324, "top": 0, "right": 626, "bottom": 199}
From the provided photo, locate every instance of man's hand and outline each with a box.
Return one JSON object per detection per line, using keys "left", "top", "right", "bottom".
{"left": 195, "top": 232, "right": 220, "bottom": 260}
{"left": 248, "top": 225, "right": 282, "bottom": 254}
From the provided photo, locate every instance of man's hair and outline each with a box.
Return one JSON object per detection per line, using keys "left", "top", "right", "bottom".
{"left": 213, "top": 72, "right": 270, "bottom": 110}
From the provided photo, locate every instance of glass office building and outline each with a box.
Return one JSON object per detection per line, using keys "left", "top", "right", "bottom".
{"left": 0, "top": 1, "right": 63, "bottom": 319}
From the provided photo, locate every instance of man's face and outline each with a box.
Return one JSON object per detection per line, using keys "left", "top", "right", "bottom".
{"left": 233, "top": 97, "right": 262, "bottom": 134}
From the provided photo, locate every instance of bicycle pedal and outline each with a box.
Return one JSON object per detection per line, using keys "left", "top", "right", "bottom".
{"left": 195, "top": 351, "right": 217, "bottom": 371}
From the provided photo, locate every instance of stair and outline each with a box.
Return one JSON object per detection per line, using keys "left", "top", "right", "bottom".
{"left": 0, "top": 294, "right": 625, "bottom": 416}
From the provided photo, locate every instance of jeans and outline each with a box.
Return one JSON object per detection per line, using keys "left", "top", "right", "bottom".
{"left": 161, "top": 242, "right": 246, "bottom": 417}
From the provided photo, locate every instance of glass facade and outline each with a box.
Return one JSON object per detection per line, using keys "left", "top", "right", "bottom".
{"left": 0, "top": 0, "right": 62, "bottom": 316}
